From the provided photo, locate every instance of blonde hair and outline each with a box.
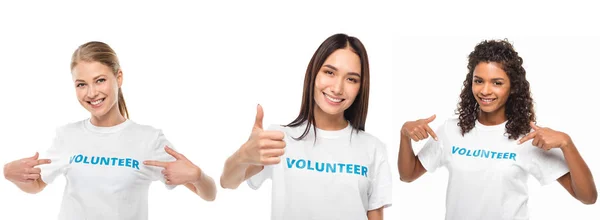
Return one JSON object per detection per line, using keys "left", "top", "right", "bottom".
{"left": 71, "top": 41, "right": 129, "bottom": 119}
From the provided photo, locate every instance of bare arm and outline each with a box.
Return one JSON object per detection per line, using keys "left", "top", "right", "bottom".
{"left": 185, "top": 169, "right": 217, "bottom": 201}
{"left": 220, "top": 149, "right": 264, "bottom": 189}
{"left": 143, "top": 146, "right": 218, "bottom": 201}
{"left": 398, "top": 115, "right": 437, "bottom": 183}
{"left": 10, "top": 178, "right": 47, "bottom": 194}
{"left": 367, "top": 207, "right": 383, "bottom": 220}
{"left": 398, "top": 134, "right": 427, "bottom": 183}
{"left": 519, "top": 122, "right": 597, "bottom": 204}
{"left": 219, "top": 105, "right": 285, "bottom": 189}
{"left": 556, "top": 140, "right": 597, "bottom": 204}
{"left": 4, "top": 152, "right": 51, "bottom": 194}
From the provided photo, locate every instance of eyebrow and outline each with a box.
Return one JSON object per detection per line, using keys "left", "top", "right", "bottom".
{"left": 323, "top": 64, "right": 361, "bottom": 78}
{"left": 473, "top": 75, "right": 505, "bottom": 81}
{"left": 75, "top": 74, "right": 107, "bottom": 82}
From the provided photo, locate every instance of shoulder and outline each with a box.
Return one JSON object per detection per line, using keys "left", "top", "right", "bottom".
{"left": 55, "top": 119, "right": 86, "bottom": 135}
{"left": 436, "top": 117, "right": 462, "bottom": 136}
{"left": 352, "top": 130, "right": 389, "bottom": 159}
{"left": 126, "top": 120, "right": 161, "bottom": 133}
{"left": 355, "top": 130, "right": 385, "bottom": 147}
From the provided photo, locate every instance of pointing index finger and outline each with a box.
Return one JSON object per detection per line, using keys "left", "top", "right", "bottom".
{"left": 424, "top": 125, "right": 438, "bottom": 141}
{"left": 530, "top": 121, "right": 541, "bottom": 131}
{"left": 165, "top": 146, "right": 185, "bottom": 160}
{"left": 34, "top": 159, "right": 51, "bottom": 166}
{"left": 143, "top": 160, "right": 168, "bottom": 168}
{"left": 518, "top": 131, "right": 537, "bottom": 145}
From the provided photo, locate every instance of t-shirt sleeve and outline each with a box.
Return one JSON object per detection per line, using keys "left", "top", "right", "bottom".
{"left": 527, "top": 146, "right": 570, "bottom": 186}
{"left": 417, "top": 123, "right": 447, "bottom": 173}
{"left": 147, "top": 130, "right": 178, "bottom": 190}
{"left": 246, "top": 124, "right": 280, "bottom": 190}
{"left": 247, "top": 165, "right": 273, "bottom": 190}
{"left": 368, "top": 141, "right": 393, "bottom": 210}
{"left": 39, "top": 128, "right": 69, "bottom": 184}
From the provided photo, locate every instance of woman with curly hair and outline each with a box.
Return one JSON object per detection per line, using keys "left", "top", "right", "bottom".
{"left": 397, "top": 39, "right": 597, "bottom": 220}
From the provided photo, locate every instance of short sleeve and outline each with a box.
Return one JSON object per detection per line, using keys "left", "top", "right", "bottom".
{"left": 39, "top": 129, "right": 69, "bottom": 184}
{"left": 247, "top": 165, "right": 273, "bottom": 190}
{"left": 147, "top": 130, "right": 178, "bottom": 189}
{"left": 526, "top": 147, "right": 569, "bottom": 185}
{"left": 367, "top": 141, "right": 393, "bottom": 210}
{"left": 246, "top": 124, "right": 281, "bottom": 190}
{"left": 417, "top": 123, "right": 447, "bottom": 173}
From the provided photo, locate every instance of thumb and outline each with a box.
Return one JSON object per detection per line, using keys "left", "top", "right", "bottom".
{"left": 253, "top": 104, "right": 264, "bottom": 131}
{"left": 530, "top": 121, "right": 540, "bottom": 130}
{"left": 29, "top": 152, "right": 40, "bottom": 160}
{"left": 424, "top": 114, "right": 436, "bottom": 123}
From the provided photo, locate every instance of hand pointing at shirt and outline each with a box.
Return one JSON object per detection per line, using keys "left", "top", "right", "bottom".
{"left": 144, "top": 146, "right": 217, "bottom": 201}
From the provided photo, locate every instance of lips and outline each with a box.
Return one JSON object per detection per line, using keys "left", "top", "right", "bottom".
{"left": 324, "top": 93, "right": 344, "bottom": 103}
{"left": 88, "top": 98, "right": 105, "bottom": 108}
{"left": 479, "top": 97, "right": 496, "bottom": 105}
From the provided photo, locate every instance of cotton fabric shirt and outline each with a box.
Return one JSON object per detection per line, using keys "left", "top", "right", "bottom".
{"left": 248, "top": 123, "right": 393, "bottom": 220}
{"left": 418, "top": 118, "right": 569, "bottom": 220}
{"left": 40, "top": 119, "right": 176, "bottom": 220}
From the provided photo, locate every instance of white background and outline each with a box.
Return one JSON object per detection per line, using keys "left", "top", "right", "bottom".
{"left": 1, "top": 1, "right": 599, "bottom": 219}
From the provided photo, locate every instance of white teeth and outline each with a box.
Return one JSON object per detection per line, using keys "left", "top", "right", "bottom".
{"left": 481, "top": 98, "right": 495, "bottom": 103}
{"left": 325, "top": 94, "right": 342, "bottom": 103}
{"left": 91, "top": 99, "right": 104, "bottom": 105}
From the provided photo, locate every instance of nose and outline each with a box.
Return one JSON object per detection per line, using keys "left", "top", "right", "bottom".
{"left": 480, "top": 83, "right": 492, "bottom": 95}
{"left": 330, "top": 77, "right": 344, "bottom": 95}
{"left": 87, "top": 84, "right": 99, "bottom": 99}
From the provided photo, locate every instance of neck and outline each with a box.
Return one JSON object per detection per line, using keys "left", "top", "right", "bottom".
{"left": 477, "top": 108, "right": 506, "bottom": 126}
{"left": 90, "top": 105, "right": 126, "bottom": 127}
{"left": 313, "top": 106, "right": 348, "bottom": 130}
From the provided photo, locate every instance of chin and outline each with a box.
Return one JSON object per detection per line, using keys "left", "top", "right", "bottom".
{"left": 90, "top": 111, "right": 109, "bottom": 118}
{"left": 322, "top": 107, "right": 345, "bottom": 116}
{"left": 479, "top": 106, "right": 499, "bottom": 114}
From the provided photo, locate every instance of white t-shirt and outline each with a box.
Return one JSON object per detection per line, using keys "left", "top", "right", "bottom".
{"left": 248, "top": 122, "right": 393, "bottom": 220}
{"left": 39, "top": 119, "right": 177, "bottom": 220}
{"left": 418, "top": 118, "right": 570, "bottom": 220}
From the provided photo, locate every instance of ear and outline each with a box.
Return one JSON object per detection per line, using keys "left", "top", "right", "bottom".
{"left": 116, "top": 69, "right": 123, "bottom": 88}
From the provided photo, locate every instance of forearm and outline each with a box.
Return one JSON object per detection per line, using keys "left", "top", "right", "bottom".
{"left": 186, "top": 170, "right": 217, "bottom": 201}
{"left": 220, "top": 150, "right": 250, "bottom": 189}
{"left": 398, "top": 135, "right": 418, "bottom": 182}
{"left": 561, "top": 141, "right": 597, "bottom": 204}
{"left": 13, "top": 178, "right": 46, "bottom": 194}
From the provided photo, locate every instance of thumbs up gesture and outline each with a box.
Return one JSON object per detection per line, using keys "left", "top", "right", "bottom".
{"left": 401, "top": 115, "right": 438, "bottom": 142}
{"left": 518, "top": 122, "right": 573, "bottom": 151}
{"left": 144, "top": 146, "right": 201, "bottom": 185}
{"left": 238, "top": 104, "right": 286, "bottom": 165}
{"left": 3, "top": 152, "right": 51, "bottom": 184}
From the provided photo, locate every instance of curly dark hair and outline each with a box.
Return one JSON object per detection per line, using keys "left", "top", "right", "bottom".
{"left": 456, "top": 39, "right": 535, "bottom": 140}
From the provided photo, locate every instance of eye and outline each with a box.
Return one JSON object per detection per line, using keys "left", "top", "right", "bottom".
{"left": 473, "top": 79, "right": 483, "bottom": 84}
{"left": 76, "top": 83, "right": 86, "bottom": 88}
{"left": 494, "top": 81, "right": 503, "bottom": 86}
{"left": 347, "top": 78, "right": 359, "bottom": 83}
{"left": 324, "top": 70, "right": 334, "bottom": 75}
{"left": 96, "top": 78, "right": 106, "bottom": 83}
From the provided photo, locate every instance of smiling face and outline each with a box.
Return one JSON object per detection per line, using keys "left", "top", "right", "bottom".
{"left": 313, "top": 48, "right": 362, "bottom": 120}
{"left": 72, "top": 61, "right": 122, "bottom": 119}
{"left": 472, "top": 62, "right": 511, "bottom": 118}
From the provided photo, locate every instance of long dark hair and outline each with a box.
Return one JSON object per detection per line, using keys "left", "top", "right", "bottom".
{"left": 456, "top": 39, "right": 535, "bottom": 140}
{"left": 286, "top": 33, "right": 370, "bottom": 140}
